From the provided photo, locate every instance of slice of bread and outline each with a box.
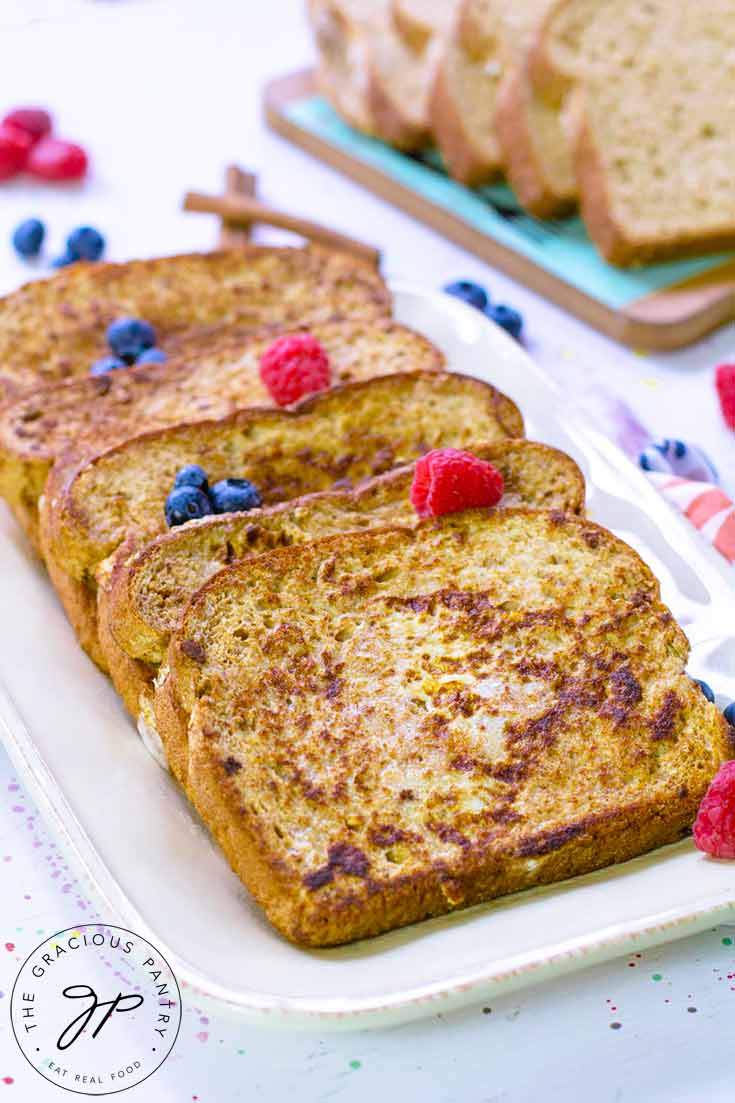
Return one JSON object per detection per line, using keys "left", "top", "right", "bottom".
{"left": 575, "top": 12, "right": 735, "bottom": 265}
{"left": 495, "top": 64, "right": 576, "bottom": 217}
{"left": 40, "top": 372, "right": 524, "bottom": 666}
{"left": 159, "top": 507, "right": 731, "bottom": 945}
{"left": 429, "top": 0, "right": 506, "bottom": 186}
{"left": 0, "top": 245, "right": 389, "bottom": 405}
{"left": 390, "top": 0, "right": 451, "bottom": 50}
{"left": 309, "top": 0, "right": 443, "bottom": 150}
{"left": 530, "top": 0, "right": 735, "bottom": 263}
{"left": 309, "top": 0, "right": 377, "bottom": 134}
{"left": 493, "top": 0, "right": 577, "bottom": 218}
{"left": 97, "top": 440, "right": 585, "bottom": 748}
{"left": 0, "top": 320, "right": 442, "bottom": 550}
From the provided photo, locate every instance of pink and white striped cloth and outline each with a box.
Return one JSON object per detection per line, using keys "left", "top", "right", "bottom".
{"left": 645, "top": 472, "right": 735, "bottom": 566}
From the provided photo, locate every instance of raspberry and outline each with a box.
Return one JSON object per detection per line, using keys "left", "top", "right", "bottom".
{"left": 715, "top": 363, "right": 735, "bottom": 431}
{"left": 693, "top": 761, "right": 735, "bottom": 858}
{"left": 410, "top": 448, "right": 505, "bottom": 518}
{"left": 2, "top": 107, "right": 52, "bottom": 144}
{"left": 259, "top": 333, "right": 331, "bottom": 406}
{"left": 0, "top": 123, "right": 32, "bottom": 180}
{"left": 27, "top": 137, "right": 88, "bottom": 181}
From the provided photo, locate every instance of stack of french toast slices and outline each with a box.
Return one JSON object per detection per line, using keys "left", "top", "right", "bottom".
{"left": 309, "top": 0, "right": 735, "bottom": 265}
{"left": 0, "top": 244, "right": 729, "bottom": 947}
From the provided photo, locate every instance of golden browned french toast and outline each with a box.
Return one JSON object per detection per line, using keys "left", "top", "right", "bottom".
{"left": 0, "top": 245, "right": 390, "bottom": 404}
{"left": 40, "top": 371, "right": 524, "bottom": 667}
{"left": 95, "top": 439, "right": 585, "bottom": 749}
{"left": 0, "top": 319, "right": 441, "bottom": 549}
{"left": 159, "top": 507, "right": 731, "bottom": 946}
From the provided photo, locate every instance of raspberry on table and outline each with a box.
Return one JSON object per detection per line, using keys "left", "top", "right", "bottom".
{"left": 259, "top": 333, "right": 331, "bottom": 406}
{"left": 2, "top": 107, "right": 52, "bottom": 144}
{"left": 27, "top": 137, "right": 88, "bottom": 181}
{"left": 0, "top": 123, "right": 32, "bottom": 180}
{"left": 410, "top": 448, "right": 505, "bottom": 518}
{"left": 693, "top": 761, "right": 735, "bottom": 859}
{"left": 715, "top": 364, "right": 735, "bottom": 431}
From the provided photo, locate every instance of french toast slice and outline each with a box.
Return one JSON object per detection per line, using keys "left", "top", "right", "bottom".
{"left": 0, "top": 246, "right": 390, "bottom": 405}
{"left": 40, "top": 372, "right": 524, "bottom": 667}
{"left": 96, "top": 439, "right": 585, "bottom": 749}
{"left": 160, "top": 508, "right": 731, "bottom": 946}
{"left": 0, "top": 319, "right": 442, "bottom": 550}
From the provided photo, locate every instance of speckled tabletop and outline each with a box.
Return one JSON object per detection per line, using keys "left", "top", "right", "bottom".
{"left": 0, "top": 2, "right": 733, "bottom": 1100}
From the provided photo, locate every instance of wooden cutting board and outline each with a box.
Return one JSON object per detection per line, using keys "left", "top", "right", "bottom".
{"left": 264, "top": 69, "right": 735, "bottom": 351}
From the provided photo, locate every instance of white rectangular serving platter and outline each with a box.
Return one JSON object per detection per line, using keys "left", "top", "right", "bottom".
{"left": 1, "top": 283, "right": 734, "bottom": 1031}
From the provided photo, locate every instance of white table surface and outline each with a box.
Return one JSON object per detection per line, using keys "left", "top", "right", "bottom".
{"left": 0, "top": 2, "right": 733, "bottom": 1100}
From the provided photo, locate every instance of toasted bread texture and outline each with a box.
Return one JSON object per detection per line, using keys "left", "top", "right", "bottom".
{"left": 0, "top": 246, "right": 389, "bottom": 405}
{"left": 97, "top": 440, "right": 585, "bottom": 738}
{"left": 160, "top": 508, "right": 731, "bottom": 946}
{"left": 0, "top": 319, "right": 441, "bottom": 550}
{"left": 40, "top": 372, "right": 523, "bottom": 665}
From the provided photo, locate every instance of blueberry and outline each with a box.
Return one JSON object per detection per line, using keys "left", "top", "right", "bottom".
{"left": 51, "top": 250, "right": 76, "bottom": 268}
{"left": 66, "top": 225, "right": 105, "bottom": 262}
{"left": 164, "top": 485, "right": 211, "bottom": 527}
{"left": 694, "top": 678, "right": 715, "bottom": 703}
{"left": 12, "top": 218, "right": 45, "bottom": 259}
{"left": 174, "top": 464, "right": 209, "bottom": 493}
{"left": 90, "top": 355, "right": 126, "bottom": 376}
{"left": 724, "top": 702, "right": 735, "bottom": 728}
{"left": 443, "top": 280, "right": 488, "bottom": 312}
{"left": 136, "top": 347, "right": 167, "bottom": 365}
{"left": 487, "top": 303, "right": 523, "bottom": 341}
{"left": 209, "top": 478, "right": 262, "bottom": 514}
{"left": 106, "top": 317, "right": 156, "bottom": 363}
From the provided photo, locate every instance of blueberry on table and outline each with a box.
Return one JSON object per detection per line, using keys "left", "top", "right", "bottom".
{"left": 487, "top": 303, "right": 523, "bottom": 341}
{"left": 174, "top": 464, "right": 209, "bottom": 493}
{"left": 90, "top": 356, "right": 126, "bottom": 376}
{"left": 210, "top": 478, "right": 262, "bottom": 514}
{"left": 136, "top": 347, "right": 167, "bottom": 365}
{"left": 106, "top": 317, "right": 156, "bottom": 363}
{"left": 725, "top": 702, "right": 735, "bottom": 727}
{"left": 66, "top": 225, "right": 105, "bottom": 262}
{"left": 694, "top": 678, "right": 715, "bottom": 703}
{"left": 443, "top": 280, "right": 489, "bottom": 312}
{"left": 12, "top": 218, "right": 45, "bottom": 259}
{"left": 165, "top": 485, "right": 212, "bottom": 527}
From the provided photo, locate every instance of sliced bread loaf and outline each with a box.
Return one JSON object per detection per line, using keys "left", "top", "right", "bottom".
{"left": 160, "top": 507, "right": 731, "bottom": 944}
{"left": 0, "top": 319, "right": 442, "bottom": 550}
{"left": 0, "top": 246, "right": 389, "bottom": 405}
{"left": 97, "top": 440, "right": 585, "bottom": 750}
